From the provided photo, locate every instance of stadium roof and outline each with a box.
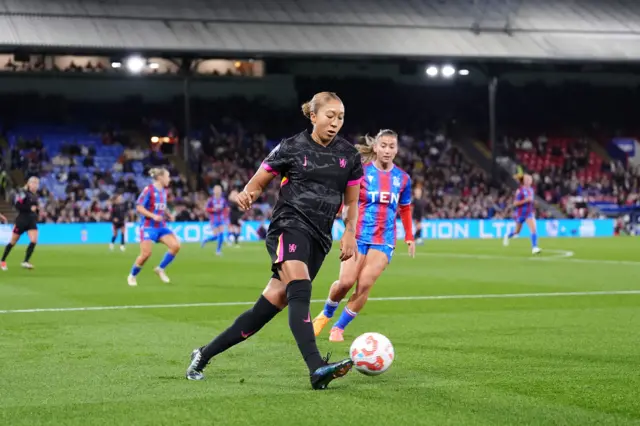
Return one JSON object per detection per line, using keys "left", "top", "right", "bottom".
{"left": 2, "top": 0, "right": 640, "bottom": 60}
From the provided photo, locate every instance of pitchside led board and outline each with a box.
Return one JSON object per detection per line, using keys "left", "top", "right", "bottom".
{"left": 0, "top": 219, "right": 615, "bottom": 245}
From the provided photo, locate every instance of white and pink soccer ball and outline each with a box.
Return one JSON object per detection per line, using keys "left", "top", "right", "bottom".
{"left": 349, "top": 332, "right": 395, "bottom": 376}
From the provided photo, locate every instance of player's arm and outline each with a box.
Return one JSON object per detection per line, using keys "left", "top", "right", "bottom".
{"left": 238, "top": 142, "right": 289, "bottom": 210}
{"left": 205, "top": 199, "right": 214, "bottom": 214}
{"left": 342, "top": 184, "right": 359, "bottom": 234}
{"left": 0, "top": 213, "right": 6, "bottom": 223}
{"left": 398, "top": 177, "right": 414, "bottom": 243}
{"left": 14, "top": 191, "right": 32, "bottom": 213}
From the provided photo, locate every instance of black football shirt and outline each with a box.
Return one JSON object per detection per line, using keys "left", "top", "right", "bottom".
{"left": 14, "top": 189, "right": 38, "bottom": 219}
{"left": 262, "top": 130, "right": 363, "bottom": 254}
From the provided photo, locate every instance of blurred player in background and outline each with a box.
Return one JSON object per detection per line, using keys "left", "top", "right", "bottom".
{"left": 1, "top": 176, "right": 40, "bottom": 271}
{"left": 503, "top": 173, "right": 541, "bottom": 254}
{"left": 227, "top": 188, "right": 242, "bottom": 247}
{"left": 201, "top": 185, "right": 227, "bottom": 256}
{"left": 109, "top": 194, "right": 127, "bottom": 252}
{"left": 313, "top": 129, "right": 415, "bottom": 341}
{"left": 127, "top": 168, "right": 180, "bottom": 286}
{"left": 186, "top": 91, "right": 361, "bottom": 390}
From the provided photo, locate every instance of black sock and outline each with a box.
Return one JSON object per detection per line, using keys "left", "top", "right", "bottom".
{"left": 120, "top": 233, "right": 125, "bottom": 245}
{"left": 200, "top": 295, "right": 280, "bottom": 362}
{"left": 414, "top": 229, "right": 420, "bottom": 239}
{"left": 234, "top": 233, "right": 240, "bottom": 244}
{"left": 1, "top": 243, "right": 14, "bottom": 262}
{"left": 24, "top": 243, "right": 36, "bottom": 263}
{"left": 111, "top": 235, "right": 117, "bottom": 244}
{"left": 286, "top": 279, "right": 324, "bottom": 373}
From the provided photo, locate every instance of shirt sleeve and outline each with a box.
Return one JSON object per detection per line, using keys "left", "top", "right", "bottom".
{"left": 136, "top": 187, "right": 150, "bottom": 208}
{"left": 14, "top": 191, "right": 31, "bottom": 212}
{"left": 261, "top": 141, "right": 291, "bottom": 176}
{"left": 399, "top": 175, "right": 412, "bottom": 206}
{"left": 347, "top": 153, "right": 364, "bottom": 187}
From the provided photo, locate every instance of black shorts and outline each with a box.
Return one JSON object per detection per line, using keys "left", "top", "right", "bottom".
{"left": 230, "top": 214, "right": 242, "bottom": 226}
{"left": 13, "top": 216, "right": 37, "bottom": 235}
{"left": 112, "top": 221, "right": 125, "bottom": 230}
{"left": 266, "top": 227, "right": 326, "bottom": 282}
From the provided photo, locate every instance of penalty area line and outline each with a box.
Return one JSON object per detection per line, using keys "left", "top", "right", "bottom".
{"left": 1, "top": 290, "right": 640, "bottom": 315}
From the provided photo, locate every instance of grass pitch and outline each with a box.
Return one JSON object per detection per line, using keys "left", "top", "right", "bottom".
{"left": 1, "top": 238, "right": 639, "bottom": 425}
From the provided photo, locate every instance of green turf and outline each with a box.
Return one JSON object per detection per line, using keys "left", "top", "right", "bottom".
{"left": 1, "top": 238, "right": 639, "bottom": 425}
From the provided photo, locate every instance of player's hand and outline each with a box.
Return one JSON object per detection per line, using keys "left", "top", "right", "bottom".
{"left": 31, "top": 205, "right": 37, "bottom": 212}
{"left": 339, "top": 232, "right": 357, "bottom": 262}
{"left": 237, "top": 190, "right": 255, "bottom": 211}
{"left": 407, "top": 240, "right": 416, "bottom": 258}
{"left": 152, "top": 214, "right": 163, "bottom": 222}
{"left": 114, "top": 218, "right": 119, "bottom": 223}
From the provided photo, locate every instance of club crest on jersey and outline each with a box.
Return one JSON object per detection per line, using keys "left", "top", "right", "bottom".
{"left": 339, "top": 158, "right": 347, "bottom": 168}
{"left": 289, "top": 244, "right": 297, "bottom": 253}
{"left": 367, "top": 175, "right": 374, "bottom": 183}
{"left": 393, "top": 176, "right": 401, "bottom": 187}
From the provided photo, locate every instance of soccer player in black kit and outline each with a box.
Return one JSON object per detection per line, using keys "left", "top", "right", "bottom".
{"left": 1, "top": 177, "right": 40, "bottom": 271}
{"left": 227, "top": 189, "right": 242, "bottom": 247}
{"left": 109, "top": 194, "right": 127, "bottom": 252}
{"left": 186, "top": 92, "right": 364, "bottom": 390}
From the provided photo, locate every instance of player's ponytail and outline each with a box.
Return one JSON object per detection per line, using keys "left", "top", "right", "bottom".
{"left": 301, "top": 92, "right": 342, "bottom": 119}
{"left": 355, "top": 129, "right": 398, "bottom": 164}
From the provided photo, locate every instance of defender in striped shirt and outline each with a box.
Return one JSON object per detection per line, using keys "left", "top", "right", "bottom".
{"left": 127, "top": 167, "right": 181, "bottom": 286}
{"left": 313, "top": 129, "right": 416, "bottom": 342}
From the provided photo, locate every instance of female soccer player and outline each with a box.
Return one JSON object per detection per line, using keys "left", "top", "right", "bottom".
{"left": 109, "top": 194, "right": 127, "bottom": 252}
{"left": 227, "top": 188, "right": 242, "bottom": 247}
{"left": 503, "top": 173, "right": 541, "bottom": 254}
{"left": 1, "top": 176, "right": 40, "bottom": 271}
{"left": 312, "top": 129, "right": 415, "bottom": 342}
{"left": 201, "top": 185, "right": 227, "bottom": 255}
{"left": 127, "top": 168, "right": 180, "bottom": 286}
{"left": 186, "top": 92, "right": 363, "bottom": 390}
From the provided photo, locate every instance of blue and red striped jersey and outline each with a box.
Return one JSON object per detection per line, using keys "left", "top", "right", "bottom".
{"left": 515, "top": 186, "right": 535, "bottom": 218}
{"left": 137, "top": 184, "right": 167, "bottom": 228}
{"left": 356, "top": 162, "right": 412, "bottom": 246}
{"left": 206, "top": 196, "right": 228, "bottom": 224}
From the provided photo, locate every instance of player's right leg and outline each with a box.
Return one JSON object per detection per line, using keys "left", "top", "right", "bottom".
{"left": 313, "top": 245, "right": 366, "bottom": 336}
{"left": 1, "top": 230, "right": 20, "bottom": 271}
{"left": 110, "top": 225, "right": 117, "bottom": 251}
{"left": 128, "top": 237, "right": 153, "bottom": 286}
{"left": 186, "top": 277, "right": 285, "bottom": 380}
{"left": 504, "top": 221, "right": 523, "bottom": 246}
{"left": 21, "top": 228, "right": 38, "bottom": 269}
{"left": 526, "top": 217, "right": 541, "bottom": 254}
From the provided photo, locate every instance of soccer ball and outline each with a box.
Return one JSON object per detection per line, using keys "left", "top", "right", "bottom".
{"left": 349, "top": 332, "right": 394, "bottom": 376}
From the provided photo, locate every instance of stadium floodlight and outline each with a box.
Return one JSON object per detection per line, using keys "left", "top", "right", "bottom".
{"left": 425, "top": 66, "right": 439, "bottom": 77}
{"left": 458, "top": 69, "right": 470, "bottom": 76}
{"left": 125, "top": 56, "right": 145, "bottom": 73}
{"left": 111, "top": 61, "right": 122, "bottom": 69}
{"left": 149, "top": 62, "right": 159, "bottom": 70}
{"left": 442, "top": 65, "right": 456, "bottom": 78}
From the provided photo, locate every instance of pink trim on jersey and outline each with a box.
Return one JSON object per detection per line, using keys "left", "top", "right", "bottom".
{"left": 261, "top": 162, "right": 278, "bottom": 176}
{"left": 347, "top": 177, "right": 363, "bottom": 187}
{"left": 372, "top": 172, "right": 391, "bottom": 244}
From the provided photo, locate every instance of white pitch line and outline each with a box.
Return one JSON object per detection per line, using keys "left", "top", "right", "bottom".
{"left": 1, "top": 290, "right": 640, "bottom": 315}
{"left": 416, "top": 251, "right": 640, "bottom": 266}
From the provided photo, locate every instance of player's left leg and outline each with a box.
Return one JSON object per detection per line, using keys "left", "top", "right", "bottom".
{"left": 1, "top": 231, "right": 20, "bottom": 270}
{"left": 215, "top": 225, "right": 225, "bottom": 255}
{"left": 156, "top": 232, "right": 180, "bottom": 283}
{"left": 110, "top": 225, "right": 117, "bottom": 251}
{"left": 331, "top": 248, "right": 389, "bottom": 342}
{"left": 119, "top": 226, "right": 126, "bottom": 251}
{"left": 526, "top": 217, "right": 541, "bottom": 254}
{"left": 21, "top": 229, "right": 38, "bottom": 269}
{"left": 128, "top": 239, "right": 153, "bottom": 286}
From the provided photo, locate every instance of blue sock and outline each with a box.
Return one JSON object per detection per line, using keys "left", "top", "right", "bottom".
{"left": 216, "top": 233, "right": 224, "bottom": 253}
{"left": 159, "top": 252, "right": 176, "bottom": 270}
{"left": 323, "top": 299, "right": 339, "bottom": 318}
{"left": 507, "top": 231, "right": 515, "bottom": 239}
{"left": 334, "top": 307, "right": 357, "bottom": 330}
{"left": 130, "top": 264, "right": 142, "bottom": 277}
{"left": 531, "top": 233, "right": 538, "bottom": 248}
